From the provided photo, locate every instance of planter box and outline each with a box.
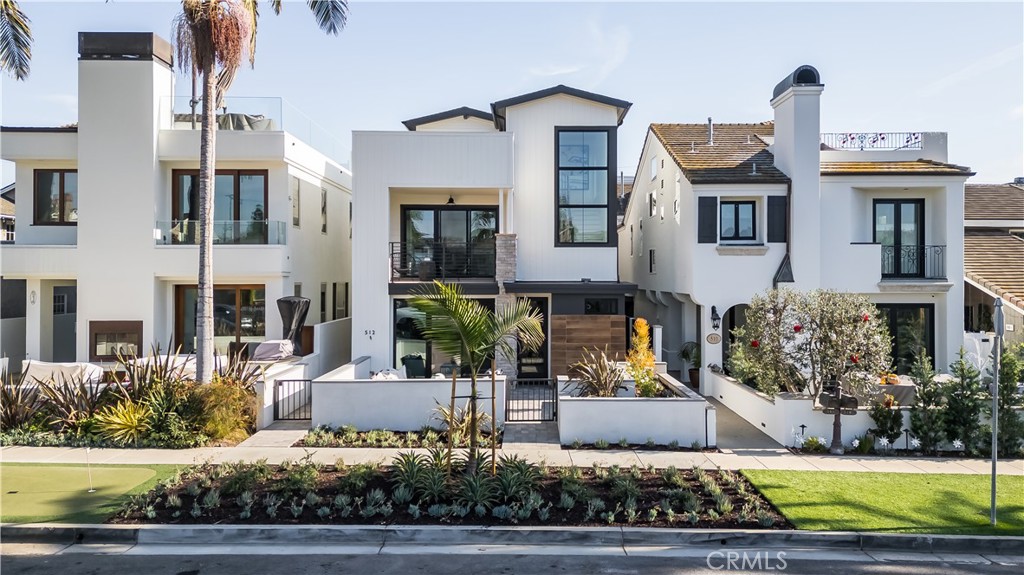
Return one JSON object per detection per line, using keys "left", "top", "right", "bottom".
{"left": 557, "top": 395, "right": 716, "bottom": 447}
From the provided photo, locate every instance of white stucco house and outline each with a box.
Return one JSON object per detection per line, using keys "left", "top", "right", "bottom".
{"left": 0, "top": 32, "right": 352, "bottom": 366}
{"left": 618, "top": 65, "right": 973, "bottom": 393}
{"left": 351, "top": 86, "right": 638, "bottom": 380}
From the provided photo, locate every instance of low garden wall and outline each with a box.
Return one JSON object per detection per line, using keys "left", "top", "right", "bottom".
{"left": 254, "top": 360, "right": 309, "bottom": 430}
{"left": 557, "top": 372, "right": 716, "bottom": 447}
{"left": 311, "top": 370, "right": 507, "bottom": 431}
{"left": 706, "top": 371, "right": 909, "bottom": 447}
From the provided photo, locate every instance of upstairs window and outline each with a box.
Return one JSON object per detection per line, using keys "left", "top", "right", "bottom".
{"left": 649, "top": 249, "right": 656, "bottom": 274}
{"left": 649, "top": 191, "right": 657, "bottom": 218}
{"left": 34, "top": 169, "right": 78, "bottom": 225}
{"left": 291, "top": 176, "right": 301, "bottom": 228}
{"left": 720, "top": 200, "right": 756, "bottom": 241}
{"left": 556, "top": 128, "right": 613, "bottom": 245}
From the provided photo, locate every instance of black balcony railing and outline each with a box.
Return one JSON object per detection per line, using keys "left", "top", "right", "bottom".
{"left": 881, "top": 245, "right": 946, "bottom": 280}
{"left": 390, "top": 240, "right": 496, "bottom": 281}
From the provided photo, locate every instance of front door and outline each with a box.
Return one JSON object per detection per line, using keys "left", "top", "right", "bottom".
{"left": 517, "top": 297, "right": 549, "bottom": 379}
{"left": 874, "top": 199, "right": 924, "bottom": 277}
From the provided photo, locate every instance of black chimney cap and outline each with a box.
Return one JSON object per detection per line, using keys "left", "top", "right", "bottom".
{"left": 78, "top": 32, "right": 173, "bottom": 68}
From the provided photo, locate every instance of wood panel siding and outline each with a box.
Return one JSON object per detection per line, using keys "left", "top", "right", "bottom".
{"left": 549, "top": 314, "right": 628, "bottom": 378}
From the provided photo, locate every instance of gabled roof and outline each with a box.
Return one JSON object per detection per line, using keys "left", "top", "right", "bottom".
{"left": 965, "top": 232, "right": 1024, "bottom": 310}
{"left": 401, "top": 107, "right": 493, "bottom": 131}
{"left": 964, "top": 183, "right": 1024, "bottom": 221}
{"left": 820, "top": 159, "right": 974, "bottom": 176}
{"left": 490, "top": 85, "right": 632, "bottom": 130}
{"left": 0, "top": 183, "right": 13, "bottom": 218}
{"left": 650, "top": 122, "right": 790, "bottom": 184}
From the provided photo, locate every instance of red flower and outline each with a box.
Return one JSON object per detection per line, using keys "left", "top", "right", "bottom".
{"left": 850, "top": 354, "right": 859, "bottom": 364}
{"left": 751, "top": 340, "right": 760, "bottom": 348}
{"left": 793, "top": 324, "right": 802, "bottom": 333}
{"left": 862, "top": 314, "right": 871, "bottom": 322}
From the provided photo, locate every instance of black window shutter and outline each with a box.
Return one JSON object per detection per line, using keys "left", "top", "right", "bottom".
{"left": 697, "top": 197, "right": 718, "bottom": 243}
{"left": 767, "top": 196, "right": 787, "bottom": 243}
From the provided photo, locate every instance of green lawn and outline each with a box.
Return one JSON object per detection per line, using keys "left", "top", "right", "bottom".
{"left": 743, "top": 470, "right": 1024, "bottom": 535}
{"left": 0, "top": 463, "right": 181, "bottom": 524}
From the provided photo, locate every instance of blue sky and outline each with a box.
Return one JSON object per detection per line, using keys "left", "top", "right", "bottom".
{"left": 2, "top": 1, "right": 1022, "bottom": 185}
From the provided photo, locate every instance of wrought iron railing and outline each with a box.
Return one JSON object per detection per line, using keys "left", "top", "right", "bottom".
{"left": 821, "top": 132, "right": 922, "bottom": 151}
{"left": 155, "top": 220, "right": 287, "bottom": 245}
{"left": 880, "top": 245, "right": 945, "bottom": 279}
{"left": 390, "top": 240, "right": 496, "bottom": 281}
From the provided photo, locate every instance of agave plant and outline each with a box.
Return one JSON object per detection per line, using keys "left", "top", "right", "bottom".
{"left": 432, "top": 400, "right": 491, "bottom": 444}
{"left": 567, "top": 346, "right": 626, "bottom": 398}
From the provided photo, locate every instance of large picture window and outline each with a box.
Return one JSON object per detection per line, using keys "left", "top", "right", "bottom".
{"left": 175, "top": 285, "right": 265, "bottom": 356}
{"left": 877, "top": 303, "right": 934, "bottom": 375}
{"left": 89, "top": 321, "right": 142, "bottom": 362}
{"left": 34, "top": 169, "right": 78, "bottom": 225}
{"left": 720, "top": 200, "right": 756, "bottom": 241}
{"left": 395, "top": 298, "right": 495, "bottom": 377}
{"left": 556, "top": 128, "right": 614, "bottom": 245}
{"left": 173, "top": 170, "right": 268, "bottom": 243}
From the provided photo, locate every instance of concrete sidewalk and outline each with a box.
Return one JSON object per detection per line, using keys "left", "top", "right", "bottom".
{"left": 3, "top": 444, "right": 1022, "bottom": 475}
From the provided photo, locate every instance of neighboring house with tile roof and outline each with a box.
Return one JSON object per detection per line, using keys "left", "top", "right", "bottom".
{"left": 619, "top": 65, "right": 973, "bottom": 390}
{"left": 0, "top": 182, "right": 14, "bottom": 242}
{"left": 963, "top": 181, "right": 1024, "bottom": 345}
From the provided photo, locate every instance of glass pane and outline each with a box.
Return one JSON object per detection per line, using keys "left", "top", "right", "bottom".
{"left": 900, "top": 203, "right": 920, "bottom": 246}
{"left": 239, "top": 288, "right": 265, "bottom": 348}
{"left": 874, "top": 203, "right": 895, "bottom": 245}
{"left": 95, "top": 332, "right": 138, "bottom": 358}
{"left": 35, "top": 171, "right": 60, "bottom": 223}
{"left": 558, "top": 170, "right": 607, "bottom": 205}
{"left": 240, "top": 174, "right": 266, "bottom": 243}
{"left": 395, "top": 300, "right": 427, "bottom": 377}
{"left": 558, "top": 131, "right": 608, "bottom": 167}
{"left": 439, "top": 210, "right": 466, "bottom": 243}
{"left": 891, "top": 306, "right": 932, "bottom": 375}
{"left": 181, "top": 287, "right": 197, "bottom": 353}
{"left": 213, "top": 174, "right": 235, "bottom": 222}
{"left": 720, "top": 204, "right": 736, "bottom": 238}
{"left": 470, "top": 210, "right": 497, "bottom": 241}
{"left": 63, "top": 172, "right": 78, "bottom": 222}
{"left": 737, "top": 203, "right": 754, "bottom": 238}
{"left": 177, "top": 174, "right": 199, "bottom": 220}
{"left": 405, "top": 209, "right": 434, "bottom": 246}
{"left": 559, "top": 208, "right": 607, "bottom": 243}
{"left": 213, "top": 289, "right": 237, "bottom": 355}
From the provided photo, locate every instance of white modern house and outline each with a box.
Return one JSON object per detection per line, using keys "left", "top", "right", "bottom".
{"left": 619, "top": 65, "right": 973, "bottom": 395}
{"left": 349, "top": 86, "right": 638, "bottom": 381}
{"left": 0, "top": 32, "right": 352, "bottom": 367}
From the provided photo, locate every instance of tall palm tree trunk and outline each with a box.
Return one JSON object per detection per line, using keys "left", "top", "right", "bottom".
{"left": 195, "top": 58, "right": 217, "bottom": 384}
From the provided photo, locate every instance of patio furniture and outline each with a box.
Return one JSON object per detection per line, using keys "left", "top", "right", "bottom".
{"left": 401, "top": 354, "right": 426, "bottom": 378}
{"left": 21, "top": 360, "right": 103, "bottom": 384}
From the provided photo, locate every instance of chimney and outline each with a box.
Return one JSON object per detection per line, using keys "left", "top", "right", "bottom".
{"left": 707, "top": 117, "right": 714, "bottom": 145}
{"left": 770, "top": 65, "right": 824, "bottom": 290}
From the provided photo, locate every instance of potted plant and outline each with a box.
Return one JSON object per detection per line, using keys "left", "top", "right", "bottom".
{"left": 679, "top": 341, "right": 701, "bottom": 389}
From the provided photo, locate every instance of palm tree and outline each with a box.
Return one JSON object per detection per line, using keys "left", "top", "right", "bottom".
{"left": 409, "top": 281, "right": 544, "bottom": 474}
{"left": 173, "top": 0, "right": 348, "bottom": 382}
{"left": 0, "top": 0, "right": 33, "bottom": 81}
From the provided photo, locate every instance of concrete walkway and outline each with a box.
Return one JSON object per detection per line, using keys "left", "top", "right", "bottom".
{"left": 707, "top": 397, "right": 785, "bottom": 452}
{"left": 3, "top": 444, "right": 1022, "bottom": 475}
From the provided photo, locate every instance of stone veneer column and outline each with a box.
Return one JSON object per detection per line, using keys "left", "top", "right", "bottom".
{"left": 494, "top": 233, "right": 518, "bottom": 380}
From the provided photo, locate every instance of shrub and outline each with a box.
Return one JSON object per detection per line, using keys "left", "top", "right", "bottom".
{"left": 0, "top": 369, "right": 41, "bottom": 430}
{"left": 568, "top": 346, "right": 625, "bottom": 398}
{"left": 198, "top": 379, "right": 255, "bottom": 442}
{"left": 94, "top": 396, "right": 152, "bottom": 446}
{"left": 37, "top": 374, "right": 111, "bottom": 432}
{"left": 909, "top": 349, "right": 944, "bottom": 455}
{"left": 944, "top": 349, "right": 985, "bottom": 454}
{"left": 869, "top": 394, "right": 904, "bottom": 449}
{"left": 987, "top": 344, "right": 1024, "bottom": 457}
{"left": 801, "top": 436, "right": 828, "bottom": 453}
{"left": 627, "top": 318, "right": 661, "bottom": 397}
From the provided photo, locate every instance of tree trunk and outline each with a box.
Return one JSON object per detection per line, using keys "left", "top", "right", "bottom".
{"left": 491, "top": 358, "right": 497, "bottom": 476}
{"left": 468, "top": 372, "right": 478, "bottom": 475}
{"left": 446, "top": 369, "right": 456, "bottom": 478}
{"left": 195, "top": 60, "right": 218, "bottom": 384}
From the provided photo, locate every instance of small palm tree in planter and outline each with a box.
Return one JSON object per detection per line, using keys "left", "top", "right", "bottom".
{"left": 409, "top": 281, "right": 544, "bottom": 475}
{"left": 679, "top": 342, "right": 701, "bottom": 389}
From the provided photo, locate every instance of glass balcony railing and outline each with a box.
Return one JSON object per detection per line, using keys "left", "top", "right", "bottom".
{"left": 155, "top": 220, "right": 287, "bottom": 246}
{"left": 161, "top": 96, "right": 351, "bottom": 168}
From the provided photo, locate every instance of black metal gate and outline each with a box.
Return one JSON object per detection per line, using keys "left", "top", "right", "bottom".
{"left": 274, "top": 379, "right": 312, "bottom": 420}
{"left": 505, "top": 378, "right": 557, "bottom": 422}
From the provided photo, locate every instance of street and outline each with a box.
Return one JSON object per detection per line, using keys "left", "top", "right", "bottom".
{"left": 2, "top": 546, "right": 1022, "bottom": 575}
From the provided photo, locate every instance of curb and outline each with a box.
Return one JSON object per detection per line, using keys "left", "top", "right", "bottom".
{"left": 3, "top": 524, "right": 1022, "bottom": 554}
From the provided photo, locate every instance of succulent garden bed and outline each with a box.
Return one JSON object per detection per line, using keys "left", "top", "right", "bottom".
{"left": 565, "top": 438, "right": 716, "bottom": 452}
{"left": 296, "top": 425, "right": 501, "bottom": 449}
{"left": 113, "top": 452, "right": 789, "bottom": 529}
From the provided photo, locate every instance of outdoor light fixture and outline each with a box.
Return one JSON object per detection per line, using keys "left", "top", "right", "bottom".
{"left": 446, "top": 195, "right": 455, "bottom": 205}
{"left": 710, "top": 306, "right": 721, "bottom": 330}
{"left": 29, "top": 291, "right": 36, "bottom": 305}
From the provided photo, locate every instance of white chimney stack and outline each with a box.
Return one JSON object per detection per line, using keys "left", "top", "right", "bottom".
{"left": 770, "top": 65, "right": 823, "bottom": 290}
{"left": 707, "top": 117, "right": 714, "bottom": 145}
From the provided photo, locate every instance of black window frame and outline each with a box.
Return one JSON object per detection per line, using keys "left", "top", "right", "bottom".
{"left": 877, "top": 303, "right": 935, "bottom": 374}
{"left": 321, "top": 187, "right": 328, "bottom": 234}
{"left": 291, "top": 176, "right": 301, "bottom": 228}
{"left": 554, "top": 126, "right": 617, "bottom": 247}
{"left": 720, "top": 200, "right": 757, "bottom": 242}
{"left": 33, "top": 169, "right": 78, "bottom": 226}
{"left": 872, "top": 198, "right": 925, "bottom": 278}
{"left": 648, "top": 248, "right": 656, "bottom": 274}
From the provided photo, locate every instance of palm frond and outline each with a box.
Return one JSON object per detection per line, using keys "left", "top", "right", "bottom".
{"left": 489, "top": 298, "right": 544, "bottom": 365}
{"left": 305, "top": 0, "right": 348, "bottom": 35}
{"left": 409, "top": 281, "right": 492, "bottom": 370}
{"left": 271, "top": 0, "right": 283, "bottom": 15}
{"left": 0, "top": 0, "right": 33, "bottom": 80}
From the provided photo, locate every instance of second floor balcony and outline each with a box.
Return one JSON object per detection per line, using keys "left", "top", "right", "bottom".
{"left": 390, "top": 240, "right": 496, "bottom": 282}
{"left": 155, "top": 220, "right": 287, "bottom": 246}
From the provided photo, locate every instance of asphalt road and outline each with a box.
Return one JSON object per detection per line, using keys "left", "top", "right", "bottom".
{"left": 2, "top": 551, "right": 1022, "bottom": 575}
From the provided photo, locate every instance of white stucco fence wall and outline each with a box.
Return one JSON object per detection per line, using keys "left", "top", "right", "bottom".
{"left": 706, "top": 371, "right": 910, "bottom": 446}
{"left": 312, "top": 372, "right": 507, "bottom": 431}
{"left": 254, "top": 361, "right": 309, "bottom": 430}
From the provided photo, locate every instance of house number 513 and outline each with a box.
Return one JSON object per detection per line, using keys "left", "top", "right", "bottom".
{"left": 364, "top": 329, "right": 376, "bottom": 340}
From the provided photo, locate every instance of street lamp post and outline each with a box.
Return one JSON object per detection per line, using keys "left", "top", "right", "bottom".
{"left": 991, "top": 298, "right": 1003, "bottom": 526}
